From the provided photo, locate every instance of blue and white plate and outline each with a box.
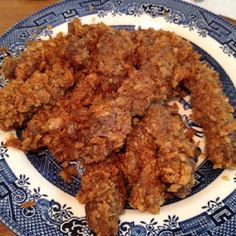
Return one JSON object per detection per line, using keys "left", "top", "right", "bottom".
{"left": 0, "top": 1, "right": 236, "bottom": 235}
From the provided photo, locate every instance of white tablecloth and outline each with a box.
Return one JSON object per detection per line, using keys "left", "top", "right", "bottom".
{"left": 183, "top": 0, "right": 236, "bottom": 19}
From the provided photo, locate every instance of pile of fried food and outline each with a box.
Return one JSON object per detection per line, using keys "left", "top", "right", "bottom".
{"left": 0, "top": 19, "right": 236, "bottom": 236}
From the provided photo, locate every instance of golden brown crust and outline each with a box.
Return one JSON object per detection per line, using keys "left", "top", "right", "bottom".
{"left": 0, "top": 62, "right": 74, "bottom": 130}
{"left": 120, "top": 104, "right": 196, "bottom": 213}
{"left": 184, "top": 63, "right": 236, "bottom": 168}
{"left": 77, "top": 159, "right": 127, "bottom": 236}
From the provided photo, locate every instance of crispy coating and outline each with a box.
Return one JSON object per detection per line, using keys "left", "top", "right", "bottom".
{"left": 120, "top": 104, "right": 196, "bottom": 213}
{"left": 18, "top": 71, "right": 132, "bottom": 160}
{"left": 77, "top": 158, "right": 127, "bottom": 236}
{"left": 0, "top": 63, "right": 74, "bottom": 130}
{"left": 12, "top": 27, "right": 200, "bottom": 165}
{"left": 1, "top": 33, "right": 69, "bottom": 81}
{"left": 134, "top": 28, "right": 199, "bottom": 99}
{"left": 184, "top": 63, "right": 236, "bottom": 168}
{"left": 17, "top": 72, "right": 101, "bottom": 151}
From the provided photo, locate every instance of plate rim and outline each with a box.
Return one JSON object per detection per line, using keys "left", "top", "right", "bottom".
{"left": 1, "top": 0, "right": 236, "bottom": 40}
{"left": 0, "top": 0, "right": 236, "bottom": 236}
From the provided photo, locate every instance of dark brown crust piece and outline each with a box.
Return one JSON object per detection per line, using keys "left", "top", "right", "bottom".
{"left": 184, "top": 63, "right": 236, "bottom": 168}
{"left": 0, "top": 62, "right": 74, "bottom": 130}
{"left": 120, "top": 104, "right": 196, "bottom": 213}
{"left": 77, "top": 158, "right": 127, "bottom": 236}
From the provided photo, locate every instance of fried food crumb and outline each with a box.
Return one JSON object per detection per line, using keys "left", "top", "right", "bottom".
{"left": 20, "top": 200, "right": 36, "bottom": 208}
{"left": 221, "top": 175, "right": 230, "bottom": 181}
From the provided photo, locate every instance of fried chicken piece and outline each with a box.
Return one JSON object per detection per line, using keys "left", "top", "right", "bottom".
{"left": 134, "top": 28, "right": 200, "bottom": 100}
{"left": 1, "top": 19, "right": 97, "bottom": 82}
{"left": 64, "top": 19, "right": 110, "bottom": 72}
{"left": 0, "top": 63, "right": 74, "bottom": 130}
{"left": 13, "top": 72, "right": 99, "bottom": 150}
{"left": 1, "top": 32, "right": 71, "bottom": 81}
{"left": 42, "top": 30, "right": 198, "bottom": 164}
{"left": 5, "top": 22, "right": 200, "bottom": 166}
{"left": 95, "top": 29, "right": 135, "bottom": 77}
{"left": 135, "top": 28, "right": 236, "bottom": 169}
{"left": 184, "top": 63, "right": 236, "bottom": 168}
{"left": 77, "top": 158, "right": 127, "bottom": 236}
{"left": 0, "top": 19, "right": 109, "bottom": 82}
{"left": 64, "top": 18, "right": 135, "bottom": 79}
{"left": 35, "top": 68, "right": 156, "bottom": 164}
{"left": 16, "top": 67, "right": 129, "bottom": 153}
{"left": 121, "top": 104, "right": 196, "bottom": 213}
{"left": 76, "top": 104, "right": 195, "bottom": 235}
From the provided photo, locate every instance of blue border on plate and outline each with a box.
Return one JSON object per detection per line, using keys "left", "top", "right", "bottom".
{"left": 0, "top": 0, "right": 236, "bottom": 235}
{"left": 0, "top": 0, "right": 236, "bottom": 57}
{"left": 0, "top": 152, "right": 236, "bottom": 236}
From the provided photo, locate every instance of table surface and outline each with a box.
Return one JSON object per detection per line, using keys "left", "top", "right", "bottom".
{"left": 0, "top": 0, "right": 59, "bottom": 35}
{"left": 0, "top": 1, "right": 235, "bottom": 236}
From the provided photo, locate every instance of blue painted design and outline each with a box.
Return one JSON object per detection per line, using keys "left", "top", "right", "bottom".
{"left": 37, "top": 199, "right": 73, "bottom": 226}
{"left": 0, "top": 0, "right": 236, "bottom": 235}
{"left": 26, "top": 149, "right": 81, "bottom": 196}
{"left": 0, "top": 159, "right": 93, "bottom": 235}
{"left": 0, "top": 75, "right": 8, "bottom": 88}
{"left": 140, "top": 218, "right": 160, "bottom": 235}
{"left": 130, "top": 225, "right": 146, "bottom": 236}
{"left": 202, "top": 197, "right": 224, "bottom": 214}
{"left": 0, "top": 156, "right": 235, "bottom": 235}
{"left": 163, "top": 215, "right": 179, "bottom": 229}
{"left": 60, "top": 216, "right": 95, "bottom": 235}
{"left": 17, "top": 175, "right": 30, "bottom": 186}
{"left": 112, "top": 24, "right": 135, "bottom": 31}
{"left": 224, "top": 189, "right": 236, "bottom": 214}
{"left": 179, "top": 97, "right": 192, "bottom": 110}
{"left": 119, "top": 191, "right": 236, "bottom": 235}
{"left": 179, "top": 213, "right": 215, "bottom": 235}
{"left": 182, "top": 114, "right": 203, "bottom": 138}
{"left": 220, "top": 44, "right": 235, "bottom": 57}
{"left": 0, "top": 141, "right": 9, "bottom": 159}
{"left": 140, "top": 4, "right": 171, "bottom": 17}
